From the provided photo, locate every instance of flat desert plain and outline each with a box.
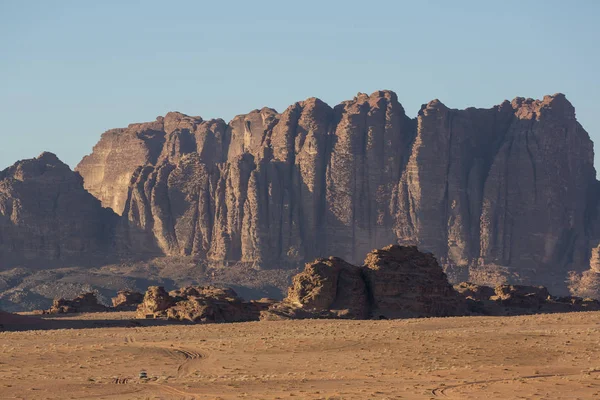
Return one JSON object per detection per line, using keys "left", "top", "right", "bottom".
{"left": 1, "top": 312, "right": 600, "bottom": 399}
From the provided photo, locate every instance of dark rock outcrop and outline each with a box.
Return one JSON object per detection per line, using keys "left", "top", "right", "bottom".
{"left": 0, "top": 153, "right": 118, "bottom": 266}
{"left": 111, "top": 290, "right": 144, "bottom": 311}
{"left": 136, "top": 285, "right": 273, "bottom": 323}
{"left": 0, "top": 91, "right": 597, "bottom": 300}
{"left": 262, "top": 245, "right": 466, "bottom": 320}
{"left": 43, "top": 292, "right": 108, "bottom": 314}
{"left": 456, "top": 282, "right": 600, "bottom": 315}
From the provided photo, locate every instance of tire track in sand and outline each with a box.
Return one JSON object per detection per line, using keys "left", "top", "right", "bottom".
{"left": 431, "top": 370, "right": 600, "bottom": 397}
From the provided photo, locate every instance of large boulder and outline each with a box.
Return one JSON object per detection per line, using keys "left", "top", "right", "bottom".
{"left": 263, "top": 245, "right": 465, "bottom": 320}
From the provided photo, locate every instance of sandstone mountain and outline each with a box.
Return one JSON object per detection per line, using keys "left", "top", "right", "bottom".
{"left": 76, "top": 91, "right": 599, "bottom": 294}
{"left": 0, "top": 90, "right": 598, "bottom": 306}
{"left": 0, "top": 152, "right": 117, "bottom": 266}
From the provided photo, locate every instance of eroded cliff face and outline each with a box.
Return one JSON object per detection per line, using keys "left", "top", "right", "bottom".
{"left": 0, "top": 153, "right": 118, "bottom": 266}
{"left": 70, "top": 90, "right": 597, "bottom": 293}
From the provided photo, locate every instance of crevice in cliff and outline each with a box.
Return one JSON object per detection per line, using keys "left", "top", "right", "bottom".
{"left": 525, "top": 120, "right": 538, "bottom": 203}
{"left": 443, "top": 111, "right": 455, "bottom": 260}
{"left": 502, "top": 136, "right": 516, "bottom": 265}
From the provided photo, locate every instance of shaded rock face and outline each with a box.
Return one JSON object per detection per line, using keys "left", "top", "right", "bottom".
{"left": 453, "top": 282, "right": 496, "bottom": 302}
{"left": 262, "top": 245, "right": 465, "bottom": 320}
{"left": 455, "top": 282, "right": 600, "bottom": 315}
{"left": 75, "top": 91, "right": 597, "bottom": 294}
{"left": 43, "top": 292, "right": 108, "bottom": 314}
{"left": 111, "top": 290, "right": 144, "bottom": 311}
{"left": 136, "top": 285, "right": 273, "bottom": 323}
{"left": 0, "top": 153, "right": 118, "bottom": 266}
{"left": 363, "top": 246, "right": 465, "bottom": 318}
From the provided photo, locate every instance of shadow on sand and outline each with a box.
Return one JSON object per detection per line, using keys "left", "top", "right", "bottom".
{"left": 0, "top": 312, "right": 196, "bottom": 332}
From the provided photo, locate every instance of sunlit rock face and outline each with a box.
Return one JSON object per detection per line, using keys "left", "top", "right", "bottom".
{"left": 33, "top": 90, "right": 598, "bottom": 294}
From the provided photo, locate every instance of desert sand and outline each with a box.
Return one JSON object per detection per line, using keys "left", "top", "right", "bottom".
{"left": 1, "top": 312, "right": 600, "bottom": 399}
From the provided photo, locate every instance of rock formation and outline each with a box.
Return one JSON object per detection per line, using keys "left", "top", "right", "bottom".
{"left": 455, "top": 282, "right": 600, "bottom": 315}
{"left": 43, "top": 292, "right": 108, "bottom": 314}
{"left": 0, "top": 152, "right": 118, "bottom": 266}
{"left": 111, "top": 290, "right": 144, "bottom": 311}
{"left": 262, "top": 245, "right": 465, "bottom": 320}
{"left": 0, "top": 91, "right": 597, "bottom": 300}
{"left": 264, "top": 257, "right": 369, "bottom": 320}
{"left": 136, "top": 285, "right": 273, "bottom": 322}
{"left": 73, "top": 91, "right": 597, "bottom": 295}
{"left": 568, "top": 243, "right": 600, "bottom": 299}
{"left": 31, "top": 245, "right": 600, "bottom": 323}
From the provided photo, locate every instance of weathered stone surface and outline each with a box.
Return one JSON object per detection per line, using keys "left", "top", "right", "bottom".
{"left": 0, "top": 153, "right": 118, "bottom": 266}
{"left": 262, "top": 245, "right": 465, "bottom": 320}
{"left": 111, "top": 290, "right": 144, "bottom": 311}
{"left": 73, "top": 91, "right": 596, "bottom": 296}
{"left": 1, "top": 91, "right": 598, "bottom": 301}
{"left": 456, "top": 282, "right": 600, "bottom": 315}
{"left": 264, "top": 257, "right": 369, "bottom": 320}
{"left": 136, "top": 285, "right": 272, "bottom": 323}
{"left": 453, "top": 282, "right": 496, "bottom": 302}
{"left": 491, "top": 285, "right": 550, "bottom": 308}
{"left": 568, "top": 243, "right": 600, "bottom": 299}
{"left": 43, "top": 292, "right": 108, "bottom": 314}
{"left": 136, "top": 286, "right": 174, "bottom": 316}
{"left": 363, "top": 246, "right": 465, "bottom": 318}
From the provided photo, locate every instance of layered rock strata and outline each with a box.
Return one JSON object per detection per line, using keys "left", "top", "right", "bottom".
{"left": 0, "top": 91, "right": 595, "bottom": 297}
{"left": 74, "top": 91, "right": 596, "bottom": 293}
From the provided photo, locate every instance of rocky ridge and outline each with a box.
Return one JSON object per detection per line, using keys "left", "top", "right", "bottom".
{"left": 29, "top": 246, "right": 600, "bottom": 323}
{"left": 0, "top": 90, "right": 599, "bottom": 301}
{"left": 74, "top": 91, "right": 598, "bottom": 295}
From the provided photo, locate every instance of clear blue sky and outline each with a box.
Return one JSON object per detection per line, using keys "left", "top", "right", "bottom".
{"left": 1, "top": 0, "right": 599, "bottom": 171}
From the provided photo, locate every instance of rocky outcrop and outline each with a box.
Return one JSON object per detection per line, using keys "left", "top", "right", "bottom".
{"left": 264, "top": 257, "right": 369, "bottom": 320}
{"left": 136, "top": 286, "right": 174, "bottom": 316}
{"left": 136, "top": 285, "right": 273, "bottom": 323}
{"left": 0, "top": 153, "right": 118, "bottom": 266}
{"left": 456, "top": 282, "right": 600, "bottom": 315}
{"left": 453, "top": 282, "right": 496, "bottom": 302}
{"left": 111, "top": 290, "right": 144, "bottom": 311}
{"left": 364, "top": 246, "right": 465, "bottom": 318}
{"left": 43, "top": 292, "right": 108, "bottom": 314}
{"left": 262, "top": 245, "right": 465, "bottom": 320}
{"left": 567, "top": 244, "right": 600, "bottom": 299}
{"left": 73, "top": 91, "right": 597, "bottom": 295}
